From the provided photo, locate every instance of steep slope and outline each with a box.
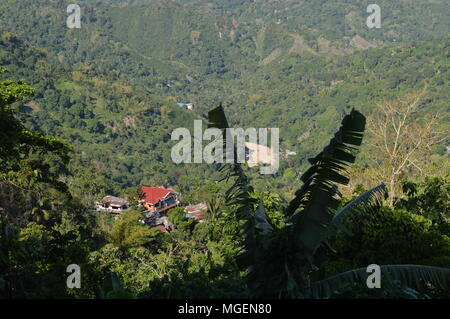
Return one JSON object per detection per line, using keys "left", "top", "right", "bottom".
{"left": 0, "top": 0, "right": 448, "bottom": 194}
{"left": 176, "top": 0, "right": 450, "bottom": 43}
{"left": 181, "top": 39, "right": 449, "bottom": 147}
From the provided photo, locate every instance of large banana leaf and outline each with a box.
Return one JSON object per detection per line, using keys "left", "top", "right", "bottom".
{"left": 284, "top": 176, "right": 313, "bottom": 217}
{"left": 287, "top": 109, "right": 366, "bottom": 260}
{"left": 328, "top": 184, "right": 387, "bottom": 236}
{"left": 311, "top": 265, "right": 450, "bottom": 298}
{"left": 208, "top": 106, "right": 258, "bottom": 268}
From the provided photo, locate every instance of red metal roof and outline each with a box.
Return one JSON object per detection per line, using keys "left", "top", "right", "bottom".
{"left": 140, "top": 186, "right": 177, "bottom": 204}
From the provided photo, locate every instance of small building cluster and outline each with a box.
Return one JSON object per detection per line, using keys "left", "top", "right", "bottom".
{"left": 95, "top": 185, "right": 207, "bottom": 232}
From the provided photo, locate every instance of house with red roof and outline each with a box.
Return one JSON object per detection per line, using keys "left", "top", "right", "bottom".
{"left": 138, "top": 185, "right": 180, "bottom": 214}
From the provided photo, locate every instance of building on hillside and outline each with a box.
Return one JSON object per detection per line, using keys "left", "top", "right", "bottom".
{"left": 285, "top": 149, "right": 297, "bottom": 156}
{"left": 139, "top": 211, "right": 176, "bottom": 233}
{"left": 95, "top": 196, "right": 129, "bottom": 214}
{"left": 184, "top": 203, "right": 208, "bottom": 221}
{"left": 176, "top": 102, "right": 194, "bottom": 110}
{"left": 138, "top": 185, "right": 180, "bottom": 214}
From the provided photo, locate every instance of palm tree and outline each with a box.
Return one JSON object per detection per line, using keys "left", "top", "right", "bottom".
{"left": 208, "top": 105, "right": 450, "bottom": 298}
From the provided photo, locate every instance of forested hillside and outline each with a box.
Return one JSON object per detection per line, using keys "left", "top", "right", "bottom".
{"left": 0, "top": 0, "right": 449, "bottom": 299}
{"left": 0, "top": 32, "right": 221, "bottom": 202}
{"left": 1, "top": 0, "right": 448, "bottom": 191}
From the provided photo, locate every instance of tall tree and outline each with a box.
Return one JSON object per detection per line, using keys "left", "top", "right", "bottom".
{"left": 367, "top": 91, "right": 447, "bottom": 206}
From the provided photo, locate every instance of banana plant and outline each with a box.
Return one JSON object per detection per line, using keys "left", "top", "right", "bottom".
{"left": 208, "top": 105, "right": 450, "bottom": 298}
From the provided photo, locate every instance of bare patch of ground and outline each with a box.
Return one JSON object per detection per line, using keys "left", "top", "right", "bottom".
{"left": 261, "top": 48, "right": 283, "bottom": 65}
{"left": 297, "top": 129, "right": 311, "bottom": 144}
{"left": 123, "top": 115, "right": 137, "bottom": 129}
{"left": 245, "top": 142, "right": 276, "bottom": 167}
{"left": 318, "top": 37, "right": 354, "bottom": 55}
{"left": 289, "top": 34, "right": 317, "bottom": 55}
{"left": 350, "top": 35, "right": 378, "bottom": 49}
{"left": 23, "top": 101, "right": 40, "bottom": 112}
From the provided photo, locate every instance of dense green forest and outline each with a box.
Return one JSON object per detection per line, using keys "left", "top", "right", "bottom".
{"left": 0, "top": 0, "right": 449, "bottom": 298}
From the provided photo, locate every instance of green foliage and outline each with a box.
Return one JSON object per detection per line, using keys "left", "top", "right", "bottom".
{"left": 0, "top": 0, "right": 448, "bottom": 299}
{"left": 209, "top": 105, "right": 450, "bottom": 298}
{"left": 397, "top": 177, "right": 450, "bottom": 231}
{"left": 167, "top": 207, "right": 192, "bottom": 233}
{"left": 108, "top": 210, "right": 163, "bottom": 249}
{"left": 0, "top": 71, "right": 100, "bottom": 298}
{"left": 324, "top": 206, "right": 450, "bottom": 274}
{"left": 0, "top": 0, "right": 449, "bottom": 195}
{"left": 0, "top": 68, "right": 70, "bottom": 180}
{"left": 250, "top": 191, "right": 285, "bottom": 229}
